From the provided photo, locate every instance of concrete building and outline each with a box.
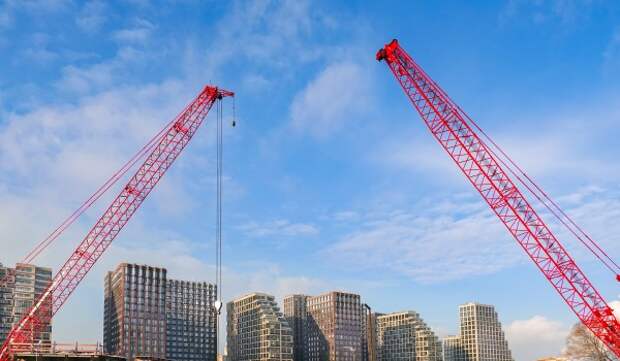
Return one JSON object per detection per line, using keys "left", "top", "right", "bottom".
{"left": 0, "top": 263, "right": 53, "bottom": 348}
{"left": 441, "top": 336, "right": 463, "bottom": 361}
{"left": 306, "top": 291, "right": 363, "bottom": 361}
{"left": 283, "top": 295, "right": 308, "bottom": 361}
{"left": 442, "top": 303, "right": 513, "bottom": 361}
{"left": 103, "top": 263, "right": 217, "bottom": 361}
{"left": 227, "top": 293, "right": 293, "bottom": 361}
{"left": 375, "top": 311, "right": 442, "bottom": 361}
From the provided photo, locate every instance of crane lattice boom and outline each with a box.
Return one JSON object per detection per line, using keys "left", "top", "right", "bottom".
{"left": 376, "top": 39, "right": 620, "bottom": 356}
{"left": 0, "top": 85, "right": 233, "bottom": 361}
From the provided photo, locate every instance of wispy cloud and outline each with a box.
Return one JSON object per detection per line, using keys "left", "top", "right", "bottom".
{"left": 603, "top": 27, "right": 620, "bottom": 74}
{"left": 290, "top": 62, "right": 373, "bottom": 138}
{"left": 325, "top": 186, "right": 620, "bottom": 284}
{"left": 326, "top": 194, "right": 522, "bottom": 283}
{"left": 113, "top": 18, "right": 155, "bottom": 43}
{"left": 373, "top": 100, "right": 620, "bottom": 188}
{"left": 239, "top": 219, "right": 319, "bottom": 238}
{"left": 76, "top": 0, "right": 107, "bottom": 33}
{"left": 500, "top": 0, "right": 597, "bottom": 25}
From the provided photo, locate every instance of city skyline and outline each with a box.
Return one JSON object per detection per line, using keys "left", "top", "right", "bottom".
{"left": 1, "top": 2, "right": 620, "bottom": 361}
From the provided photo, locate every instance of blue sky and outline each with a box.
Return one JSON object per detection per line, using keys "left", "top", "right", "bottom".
{"left": 1, "top": 1, "right": 620, "bottom": 360}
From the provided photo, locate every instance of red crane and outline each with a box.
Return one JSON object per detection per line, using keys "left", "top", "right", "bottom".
{"left": 0, "top": 85, "right": 233, "bottom": 361}
{"left": 376, "top": 39, "right": 620, "bottom": 356}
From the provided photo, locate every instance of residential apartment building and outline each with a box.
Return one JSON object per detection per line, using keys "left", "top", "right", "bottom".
{"left": 442, "top": 303, "right": 513, "bottom": 361}
{"left": 0, "top": 263, "right": 53, "bottom": 349}
{"left": 0, "top": 264, "right": 15, "bottom": 343}
{"left": 166, "top": 279, "right": 217, "bottom": 361}
{"left": 306, "top": 291, "right": 363, "bottom": 361}
{"left": 442, "top": 336, "right": 464, "bottom": 361}
{"left": 103, "top": 263, "right": 217, "bottom": 361}
{"left": 283, "top": 295, "right": 308, "bottom": 361}
{"left": 375, "top": 311, "right": 442, "bottom": 361}
{"left": 227, "top": 293, "right": 293, "bottom": 361}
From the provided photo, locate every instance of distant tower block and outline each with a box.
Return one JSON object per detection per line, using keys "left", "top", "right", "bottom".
{"left": 443, "top": 303, "right": 513, "bottom": 361}
{"left": 283, "top": 295, "right": 309, "bottom": 361}
{"left": 0, "top": 263, "right": 52, "bottom": 352}
{"left": 227, "top": 293, "right": 293, "bottom": 361}
{"left": 306, "top": 291, "right": 363, "bottom": 361}
{"left": 376, "top": 311, "right": 442, "bottom": 361}
{"left": 103, "top": 263, "right": 217, "bottom": 361}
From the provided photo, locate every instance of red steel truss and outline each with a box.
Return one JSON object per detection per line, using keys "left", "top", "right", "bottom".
{"left": 0, "top": 85, "right": 233, "bottom": 361}
{"left": 376, "top": 39, "right": 620, "bottom": 356}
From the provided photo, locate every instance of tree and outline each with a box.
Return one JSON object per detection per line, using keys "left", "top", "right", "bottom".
{"left": 563, "top": 323, "right": 618, "bottom": 361}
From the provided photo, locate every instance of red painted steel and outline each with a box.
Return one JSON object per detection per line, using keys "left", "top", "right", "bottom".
{"left": 377, "top": 39, "right": 620, "bottom": 356}
{"left": 0, "top": 85, "right": 233, "bottom": 361}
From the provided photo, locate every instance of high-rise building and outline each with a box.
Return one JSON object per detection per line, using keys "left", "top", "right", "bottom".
{"left": 306, "top": 291, "right": 363, "bottom": 361}
{"left": 375, "top": 311, "right": 442, "bottom": 361}
{"left": 283, "top": 295, "right": 308, "bottom": 361}
{"left": 0, "top": 263, "right": 52, "bottom": 349}
{"left": 0, "top": 263, "right": 15, "bottom": 343}
{"left": 103, "top": 263, "right": 217, "bottom": 361}
{"left": 166, "top": 279, "right": 217, "bottom": 361}
{"left": 104, "top": 264, "right": 167, "bottom": 360}
{"left": 360, "top": 304, "right": 376, "bottom": 361}
{"left": 442, "top": 303, "right": 513, "bottom": 361}
{"left": 227, "top": 293, "right": 293, "bottom": 361}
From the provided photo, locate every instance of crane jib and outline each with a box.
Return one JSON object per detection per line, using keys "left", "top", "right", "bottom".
{"left": 0, "top": 85, "right": 233, "bottom": 361}
{"left": 377, "top": 38, "right": 620, "bottom": 356}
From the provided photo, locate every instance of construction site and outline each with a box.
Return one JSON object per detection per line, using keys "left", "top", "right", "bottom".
{"left": 1, "top": 2, "right": 619, "bottom": 361}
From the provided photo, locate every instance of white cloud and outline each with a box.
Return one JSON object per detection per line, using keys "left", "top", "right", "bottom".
{"left": 610, "top": 298, "right": 620, "bottom": 320}
{"left": 326, "top": 194, "right": 522, "bottom": 283}
{"left": 326, "top": 186, "right": 620, "bottom": 284}
{"left": 56, "top": 46, "right": 149, "bottom": 94}
{"left": 76, "top": 0, "right": 107, "bottom": 33}
{"left": 203, "top": 0, "right": 319, "bottom": 72}
{"left": 290, "top": 62, "right": 373, "bottom": 138}
{"left": 500, "top": 0, "right": 597, "bottom": 25}
{"left": 333, "top": 210, "right": 360, "bottom": 222}
{"left": 239, "top": 219, "right": 319, "bottom": 238}
{"left": 603, "top": 28, "right": 620, "bottom": 73}
{"left": 505, "top": 315, "right": 570, "bottom": 361}
{"left": 113, "top": 18, "right": 155, "bottom": 43}
{"left": 375, "top": 101, "right": 620, "bottom": 188}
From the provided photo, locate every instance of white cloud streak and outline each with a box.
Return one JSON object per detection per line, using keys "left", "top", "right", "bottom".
{"left": 326, "top": 186, "right": 620, "bottom": 284}
{"left": 290, "top": 62, "right": 373, "bottom": 138}
{"left": 239, "top": 219, "right": 319, "bottom": 238}
{"left": 505, "top": 315, "right": 570, "bottom": 361}
{"left": 326, "top": 195, "right": 522, "bottom": 283}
